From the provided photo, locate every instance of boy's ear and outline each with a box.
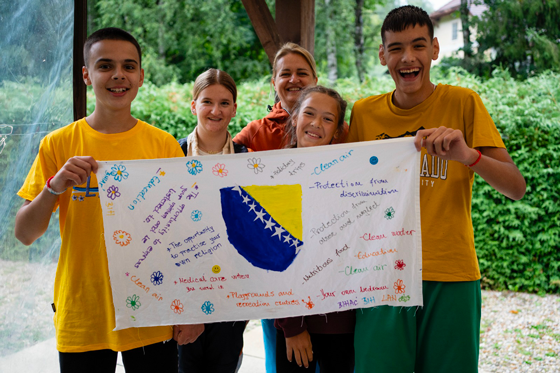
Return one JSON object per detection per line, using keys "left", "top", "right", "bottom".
{"left": 291, "top": 117, "right": 297, "bottom": 128}
{"left": 139, "top": 68, "right": 145, "bottom": 87}
{"left": 190, "top": 100, "right": 196, "bottom": 115}
{"left": 432, "top": 37, "right": 440, "bottom": 61}
{"left": 378, "top": 44, "right": 387, "bottom": 66}
{"left": 271, "top": 77, "right": 277, "bottom": 91}
{"left": 232, "top": 102, "right": 237, "bottom": 118}
{"left": 82, "top": 66, "right": 91, "bottom": 86}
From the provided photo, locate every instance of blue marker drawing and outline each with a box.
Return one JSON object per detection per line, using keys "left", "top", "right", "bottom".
{"left": 191, "top": 210, "right": 203, "bottom": 221}
{"left": 111, "top": 164, "right": 129, "bottom": 182}
{"left": 201, "top": 301, "right": 215, "bottom": 315}
{"left": 220, "top": 186, "right": 301, "bottom": 272}
{"left": 151, "top": 271, "right": 164, "bottom": 286}
{"left": 187, "top": 159, "right": 203, "bottom": 175}
{"left": 370, "top": 156, "right": 379, "bottom": 165}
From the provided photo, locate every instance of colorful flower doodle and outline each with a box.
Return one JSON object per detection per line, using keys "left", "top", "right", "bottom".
{"left": 394, "top": 259, "right": 406, "bottom": 271}
{"left": 247, "top": 158, "right": 265, "bottom": 174}
{"left": 393, "top": 279, "right": 406, "bottom": 294}
{"left": 191, "top": 210, "right": 202, "bottom": 222}
{"left": 384, "top": 206, "right": 395, "bottom": 220}
{"left": 126, "top": 294, "right": 141, "bottom": 310}
{"left": 78, "top": 195, "right": 84, "bottom": 202}
{"left": 302, "top": 296, "right": 315, "bottom": 310}
{"left": 201, "top": 301, "right": 215, "bottom": 315}
{"left": 107, "top": 185, "right": 121, "bottom": 200}
{"left": 111, "top": 164, "right": 129, "bottom": 182}
{"left": 186, "top": 159, "right": 203, "bottom": 175}
{"left": 212, "top": 163, "right": 228, "bottom": 177}
{"left": 151, "top": 271, "right": 164, "bottom": 286}
{"left": 113, "top": 230, "right": 132, "bottom": 246}
{"left": 398, "top": 295, "right": 411, "bottom": 302}
{"left": 171, "top": 299, "right": 184, "bottom": 314}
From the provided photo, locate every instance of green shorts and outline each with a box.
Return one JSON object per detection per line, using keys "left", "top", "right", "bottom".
{"left": 355, "top": 280, "right": 481, "bottom": 373}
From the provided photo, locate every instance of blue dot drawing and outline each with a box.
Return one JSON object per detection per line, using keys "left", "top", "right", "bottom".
{"left": 110, "top": 164, "right": 129, "bottom": 182}
{"left": 201, "top": 301, "right": 215, "bottom": 315}
{"left": 191, "top": 210, "right": 202, "bottom": 221}
{"left": 150, "top": 271, "right": 164, "bottom": 286}
{"left": 369, "top": 156, "right": 379, "bottom": 165}
{"left": 186, "top": 159, "right": 203, "bottom": 175}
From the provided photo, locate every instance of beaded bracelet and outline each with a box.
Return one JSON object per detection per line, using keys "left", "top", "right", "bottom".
{"left": 465, "top": 149, "right": 482, "bottom": 167}
{"left": 45, "top": 176, "right": 67, "bottom": 195}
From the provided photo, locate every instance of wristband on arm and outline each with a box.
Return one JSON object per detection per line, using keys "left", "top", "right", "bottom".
{"left": 45, "top": 176, "right": 67, "bottom": 195}
{"left": 465, "top": 149, "right": 482, "bottom": 167}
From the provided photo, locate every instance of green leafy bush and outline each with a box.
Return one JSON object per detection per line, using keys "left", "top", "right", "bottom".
{"left": 469, "top": 69, "right": 560, "bottom": 294}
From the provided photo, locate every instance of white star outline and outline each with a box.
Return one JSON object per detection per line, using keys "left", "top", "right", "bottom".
{"left": 233, "top": 186, "right": 302, "bottom": 249}
{"left": 254, "top": 208, "right": 266, "bottom": 223}
{"left": 264, "top": 217, "right": 275, "bottom": 231}
{"left": 272, "top": 226, "right": 285, "bottom": 240}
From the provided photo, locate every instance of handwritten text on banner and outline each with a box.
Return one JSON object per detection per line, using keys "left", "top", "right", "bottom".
{"left": 97, "top": 138, "right": 422, "bottom": 330}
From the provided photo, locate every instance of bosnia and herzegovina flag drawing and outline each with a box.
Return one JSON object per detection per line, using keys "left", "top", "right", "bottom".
{"left": 220, "top": 185, "right": 303, "bottom": 272}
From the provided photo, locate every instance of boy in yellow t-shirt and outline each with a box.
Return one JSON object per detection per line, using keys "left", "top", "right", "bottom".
{"left": 15, "top": 28, "right": 199, "bottom": 372}
{"left": 347, "top": 6, "right": 526, "bottom": 373}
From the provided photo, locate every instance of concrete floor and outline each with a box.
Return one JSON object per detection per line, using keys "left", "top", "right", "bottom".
{"left": 0, "top": 329, "right": 492, "bottom": 373}
{"left": 0, "top": 327, "right": 266, "bottom": 373}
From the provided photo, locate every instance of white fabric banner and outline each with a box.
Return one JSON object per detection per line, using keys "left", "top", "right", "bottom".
{"left": 98, "top": 137, "right": 422, "bottom": 330}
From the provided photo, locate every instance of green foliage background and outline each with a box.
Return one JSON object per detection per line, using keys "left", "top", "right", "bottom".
{"left": 475, "top": 0, "right": 560, "bottom": 78}
{"left": 85, "top": 0, "right": 405, "bottom": 84}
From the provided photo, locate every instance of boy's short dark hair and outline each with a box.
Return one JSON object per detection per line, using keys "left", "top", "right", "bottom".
{"left": 381, "top": 5, "right": 434, "bottom": 45}
{"left": 83, "top": 27, "right": 142, "bottom": 67}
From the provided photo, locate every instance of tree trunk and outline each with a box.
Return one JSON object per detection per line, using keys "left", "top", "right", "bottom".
{"left": 460, "top": 0, "right": 473, "bottom": 69}
{"left": 157, "top": 0, "right": 166, "bottom": 59}
{"left": 325, "top": 0, "right": 338, "bottom": 83}
{"left": 354, "top": 0, "right": 365, "bottom": 83}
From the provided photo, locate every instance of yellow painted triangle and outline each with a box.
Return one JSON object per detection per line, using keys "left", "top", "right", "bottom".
{"left": 242, "top": 185, "right": 302, "bottom": 240}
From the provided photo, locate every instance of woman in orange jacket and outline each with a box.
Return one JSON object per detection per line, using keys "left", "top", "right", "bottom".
{"left": 233, "top": 43, "right": 348, "bottom": 151}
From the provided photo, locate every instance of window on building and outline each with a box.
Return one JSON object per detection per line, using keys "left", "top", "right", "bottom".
{"left": 452, "top": 21, "right": 458, "bottom": 40}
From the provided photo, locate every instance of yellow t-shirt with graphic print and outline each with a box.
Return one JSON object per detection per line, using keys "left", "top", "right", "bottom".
{"left": 18, "top": 118, "right": 184, "bottom": 352}
{"left": 347, "top": 84, "right": 505, "bottom": 282}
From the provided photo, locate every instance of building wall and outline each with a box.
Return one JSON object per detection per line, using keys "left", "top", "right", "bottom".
{"left": 432, "top": 13, "right": 478, "bottom": 65}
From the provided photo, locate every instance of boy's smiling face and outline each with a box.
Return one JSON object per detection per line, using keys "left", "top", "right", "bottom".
{"left": 379, "top": 24, "right": 439, "bottom": 109}
{"left": 82, "top": 39, "right": 144, "bottom": 113}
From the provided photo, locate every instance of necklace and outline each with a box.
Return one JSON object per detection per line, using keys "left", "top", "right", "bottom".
{"left": 200, "top": 147, "right": 221, "bottom": 154}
